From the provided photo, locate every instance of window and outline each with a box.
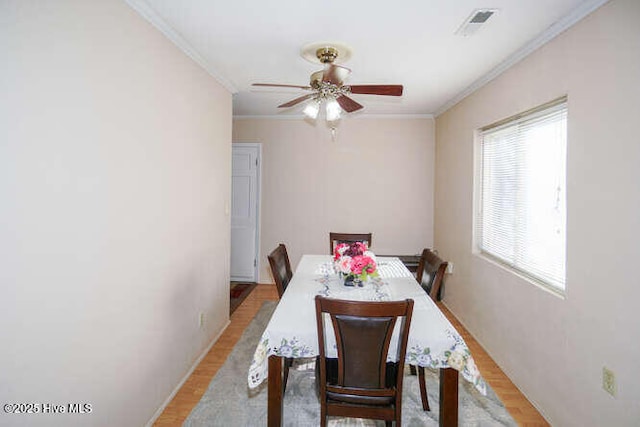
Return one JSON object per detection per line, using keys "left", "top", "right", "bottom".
{"left": 476, "top": 97, "right": 567, "bottom": 293}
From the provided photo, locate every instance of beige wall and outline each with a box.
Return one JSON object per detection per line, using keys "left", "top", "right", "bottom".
{"left": 0, "top": 1, "right": 232, "bottom": 426}
{"left": 435, "top": 0, "right": 640, "bottom": 425}
{"left": 233, "top": 118, "right": 435, "bottom": 282}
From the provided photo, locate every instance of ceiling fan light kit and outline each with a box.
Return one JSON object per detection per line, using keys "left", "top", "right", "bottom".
{"left": 325, "top": 99, "right": 342, "bottom": 121}
{"left": 302, "top": 100, "right": 320, "bottom": 120}
{"left": 253, "top": 43, "right": 403, "bottom": 130}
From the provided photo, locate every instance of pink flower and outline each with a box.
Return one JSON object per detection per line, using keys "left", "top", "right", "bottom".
{"left": 336, "top": 256, "right": 352, "bottom": 274}
{"left": 363, "top": 256, "right": 377, "bottom": 274}
{"left": 349, "top": 255, "right": 377, "bottom": 276}
{"left": 334, "top": 243, "right": 349, "bottom": 260}
{"left": 350, "top": 256, "right": 363, "bottom": 275}
{"left": 335, "top": 244, "right": 378, "bottom": 279}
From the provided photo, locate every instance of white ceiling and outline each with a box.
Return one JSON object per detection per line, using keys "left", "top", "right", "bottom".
{"left": 127, "top": 0, "right": 607, "bottom": 117}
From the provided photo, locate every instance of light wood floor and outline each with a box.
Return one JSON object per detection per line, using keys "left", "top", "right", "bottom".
{"left": 154, "top": 284, "right": 549, "bottom": 426}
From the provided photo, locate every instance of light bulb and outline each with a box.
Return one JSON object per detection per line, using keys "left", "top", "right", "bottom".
{"left": 303, "top": 101, "right": 320, "bottom": 119}
{"left": 325, "top": 99, "right": 342, "bottom": 121}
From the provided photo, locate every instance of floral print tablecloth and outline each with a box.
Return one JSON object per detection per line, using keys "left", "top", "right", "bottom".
{"left": 247, "top": 255, "right": 486, "bottom": 394}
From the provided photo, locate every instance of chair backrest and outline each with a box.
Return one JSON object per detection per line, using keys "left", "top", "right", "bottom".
{"left": 329, "top": 232, "right": 372, "bottom": 255}
{"left": 315, "top": 296, "right": 413, "bottom": 406}
{"left": 416, "top": 248, "right": 448, "bottom": 301}
{"left": 267, "top": 244, "right": 292, "bottom": 298}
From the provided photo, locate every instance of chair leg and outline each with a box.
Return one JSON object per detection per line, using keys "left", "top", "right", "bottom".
{"left": 418, "top": 366, "right": 430, "bottom": 411}
{"left": 320, "top": 405, "right": 327, "bottom": 427}
{"left": 409, "top": 364, "right": 417, "bottom": 375}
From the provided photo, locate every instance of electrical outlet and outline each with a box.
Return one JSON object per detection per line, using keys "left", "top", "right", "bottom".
{"left": 199, "top": 312, "right": 205, "bottom": 329}
{"left": 602, "top": 367, "right": 616, "bottom": 396}
{"left": 446, "top": 262, "right": 454, "bottom": 274}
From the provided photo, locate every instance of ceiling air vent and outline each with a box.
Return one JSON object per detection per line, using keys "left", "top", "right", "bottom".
{"left": 456, "top": 9, "right": 498, "bottom": 37}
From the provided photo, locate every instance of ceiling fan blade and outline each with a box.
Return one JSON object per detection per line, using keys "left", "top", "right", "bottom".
{"left": 336, "top": 95, "right": 364, "bottom": 113}
{"left": 278, "top": 94, "right": 315, "bottom": 108}
{"left": 253, "top": 83, "right": 311, "bottom": 90}
{"left": 322, "top": 64, "right": 351, "bottom": 85}
{"left": 349, "top": 85, "right": 403, "bottom": 96}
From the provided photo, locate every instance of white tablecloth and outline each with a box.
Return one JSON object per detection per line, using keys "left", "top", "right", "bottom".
{"left": 248, "top": 255, "right": 486, "bottom": 394}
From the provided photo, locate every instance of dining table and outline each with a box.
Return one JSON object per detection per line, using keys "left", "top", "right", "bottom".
{"left": 247, "top": 255, "right": 486, "bottom": 426}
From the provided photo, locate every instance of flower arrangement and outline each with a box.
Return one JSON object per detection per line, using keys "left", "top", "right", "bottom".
{"left": 333, "top": 241, "right": 379, "bottom": 284}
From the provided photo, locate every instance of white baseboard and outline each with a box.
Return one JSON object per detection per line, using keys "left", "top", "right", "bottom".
{"left": 145, "top": 319, "right": 232, "bottom": 426}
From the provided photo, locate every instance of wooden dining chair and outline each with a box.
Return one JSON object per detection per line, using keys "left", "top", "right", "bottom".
{"left": 267, "top": 243, "right": 293, "bottom": 299}
{"left": 416, "top": 248, "right": 448, "bottom": 302}
{"left": 267, "top": 243, "right": 294, "bottom": 390}
{"left": 412, "top": 248, "right": 449, "bottom": 411}
{"left": 315, "top": 296, "right": 414, "bottom": 427}
{"left": 329, "top": 232, "right": 372, "bottom": 254}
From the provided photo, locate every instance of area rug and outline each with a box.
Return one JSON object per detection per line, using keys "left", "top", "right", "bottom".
{"left": 184, "top": 301, "right": 516, "bottom": 426}
{"left": 230, "top": 282, "right": 257, "bottom": 314}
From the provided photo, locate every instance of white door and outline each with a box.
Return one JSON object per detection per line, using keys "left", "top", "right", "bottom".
{"left": 230, "top": 144, "right": 260, "bottom": 282}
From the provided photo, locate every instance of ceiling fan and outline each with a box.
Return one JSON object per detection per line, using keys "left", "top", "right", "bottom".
{"left": 252, "top": 45, "right": 403, "bottom": 120}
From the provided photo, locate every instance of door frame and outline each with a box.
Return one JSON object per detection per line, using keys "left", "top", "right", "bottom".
{"left": 231, "top": 142, "right": 262, "bottom": 282}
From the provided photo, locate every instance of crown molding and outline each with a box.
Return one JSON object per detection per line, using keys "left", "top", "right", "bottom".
{"left": 126, "top": 0, "right": 608, "bottom": 118}
{"left": 233, "top": 113, "right": 434, "bottom": 120}
{"left": 124, "top": 0, "right": 238, "bottom": 94}
{"left": 233, "top": 115, "right": 306, "bottom": 120}
{"left": 352, "top": 114, "right": 434, "bottom": 120}
{"left": 434, "top": 0, "right": 610, "bottom": 117}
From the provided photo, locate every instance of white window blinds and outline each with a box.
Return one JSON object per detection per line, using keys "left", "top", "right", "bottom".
{"left": 477, "top": 98, "right": 567, "bottom": 292}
